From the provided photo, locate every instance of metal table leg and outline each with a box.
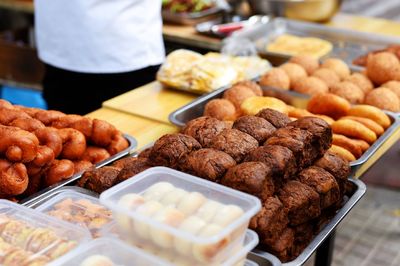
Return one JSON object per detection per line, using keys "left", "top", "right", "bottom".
{"left": 314, "top": 230, "right": 336, "bottom": 266}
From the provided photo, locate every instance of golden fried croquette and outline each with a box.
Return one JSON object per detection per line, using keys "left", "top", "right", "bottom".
{"left": 292, "top": 76, "right": 329, "bottom": 95}
{"left": 348, "top": 105, "right": 391, "bottom": 129}
{"left": 223, "top": 85, "right": 256, "bottom": 110}
{"left": 364, "top": 87, "right": 400, "bottom": 112}
{"left": 331, "top": 119, "right": 377, "bottom": 144}
{"left": 312, "top": 68, "right": 340, "bottom": 89}
{"left": 259, "top": 68, "right": 290, "bottom": 90}
{"left": 307, "top": 93, "right": 351, "bottom": 119}
{"left": 330, "top": 81, "right": 365, "bottom": 104}
{"left": 233, "top": 81, "right": 263, "bottom": 96}
{"left": 340, "top": 116, "right": 384, "bottom": 136}
{"left": 288, "top": 107, "right": 313, "bottom": 118}
{"left": 351, "top": 139, "right": 370, "bottom": 152}
{"left": 204, "top": 99, "right": 237, "bottom": 121}
{"left": 329, "top": 145, "right": 356, "bottom": 162}
{"left": 332, "top": 134, "right": 363, "bottom": 158}
{"left": 311, "top": 114, "right": 335, "bottom": 125}
{"left": 366, "top": 52, "right": 400, "bottom": 85}
{"left": 280, "top": 63, "right": 307, "bottom": 86}
{"left": 321, "top": 58, "right": 350, "bottom": 80}
{"left": 241, "top": 96, "right": 288, "bottom": 115}
{"left": 344, "top": 73, "right": 374, "bottom": 94}
{"left": 289, "top": 55, "right": 319, "bottom": 75}
{"left": 382, "top": 80, "right": 400, "bottom": 100}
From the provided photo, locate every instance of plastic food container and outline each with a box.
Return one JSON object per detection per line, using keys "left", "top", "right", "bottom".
{"left": 100, "top": 167, "right": 261, "bottom": 265}
{"left": 0, "top": 200, "right": 91, "bottom": 265}
{"left": 35, "top": 191, "right": 113, "bottom": 238}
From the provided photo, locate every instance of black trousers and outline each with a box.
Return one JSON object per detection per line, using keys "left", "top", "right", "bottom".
{"left": 42, "top": 64, "right": 160, "bottom": 115}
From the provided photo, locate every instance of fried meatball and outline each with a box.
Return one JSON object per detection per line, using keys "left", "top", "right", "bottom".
{"left": 298, "top": 166, "right": 340, "bottom": 209}
{"left": 265, "top": 127, "right": 316, "bottom": 169}
{"left": 367, "top": 52, "right": 400, "bottom": 85}
{"left": 312, "top": 68, "right": 340, "bottom": 89}
{"left": 292, "top": 76, "right": 329, "bottom": 95}
{"left": 245, "top": 145, "right": 297, "bottom": 182}
{"left": 259, "top": 68, "right": 290, "bottom": 90}
{"left": 344, "top": 73, "right": 374, "bottom": 94}
{"left": 250, "top": 197, "right": 289, "bottom": 246}
{"left": 116, "top": 157, "right": 151, "bottom": 184}
{"left": 330, "top": 81, "right": 365, "bottom": 104}
{"left": 364, "top": 87, "right": 400, "bottom": 112}
{"left": 382, "top": 80, "right": 400, "bottom": 99}
{"left": 149, "top": 133, "right": 201, "bottom": 169}
{"left": 289, "top": 55, "right": 319, "bottom": 75}
{"left": 321, "top": 58, "right": 350, "bottom": 80}
{"left": 266, "top": 227, "right": 295, "bottom": 262}
{"left": 233, "top": 115, "right": 276, "bottom": 144}
{"left": 292, "top": 222, "right": 314, "bottom": 252}
{"left": 280, "top": 63, "right": 307, "bottom": 85}
{"left": 209, "top": 129, "right": 258, "bottom": 163}
{"left": 289, "top": 116, "right": 332, "bottom": 155}
{"left": 77, "top": 166, "right": 120, "bottom": 194}
{"left": 182, "top": 116, "right": 230, "bottom": 147}
{"left": 180, "top": 148, "right": 236, "bottom": 182}
{"left": 256, "top": 108, "right": 291, "bottom": 128}
{"left": 223, "top": 85, "right": 256, "bottom": 110}
{"left": 234, "top": 81, "right": 263, "bottom": 96}
{"left": 222, "top": 162, "right": 275, "bottom": 201}
{"left": 204, "top": 99, "right": 237, "bottom": 121}
{"left": 278, "top": 180, "right": 321, "bottom": 225}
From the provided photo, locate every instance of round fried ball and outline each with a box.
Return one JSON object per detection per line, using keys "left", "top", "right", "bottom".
{"left": 259, "top": 68, "right": 290, "bottom": 90}
{"left": 234, "top": 81, "right": 263, "bottom": 96}
{"left": 364, "top": 87, "right": 400, "bottom": 112}
{"left": 233, "top": 115, "right": 276, "bottom": 144}
{"left": 312, "top": 68, "right": 340, "bottom": 89}
{"left": 330, "top": 81, "right": 365, "bottom": 104}
{"left": 223, "top": 85, "right": 256, "bottom": 110}
{"left": 289, "top": 55, "right": 319, "bottom": 75}
{"left": 321, "top": 58, "right": 350, "bottom": 80}
{"left": 280, "top": 63, "right": 307, "bottom": 86}
{"left": 292, "top": 76, "right": 329, "bottom": 95}
{"left": 366, "top": 52, "right": 400, "bottom": 85}
{"left": 204, "top": 99, "right": 237, "bottom": 121}
{"left": 344, "top": 73, "right": 374, "bottom": 94}
{"left": 382, "top": 80, "right": 400, "bottom": 100}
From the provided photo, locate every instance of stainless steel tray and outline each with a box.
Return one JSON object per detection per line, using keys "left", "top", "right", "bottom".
{"left": 253, "top": 178, "right": 366, "bottom": 266}
{"left": 169, "top": 86, "right": 400, "bottom": 177}
{"left": 162, "top": 6, "right": 223, "bottom": 25}
{"left": 233, "top": 18, "right": 400, "bottom": 67}
{"left": 20, "top": 134, "right": 137, "bottom": 207}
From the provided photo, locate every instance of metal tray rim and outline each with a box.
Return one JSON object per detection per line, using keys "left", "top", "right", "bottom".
{"left": 162, "top": 5, "right": 223, "bottom": 20}
{"left": 20, "top": 134, "right": 137, "bottom": 207}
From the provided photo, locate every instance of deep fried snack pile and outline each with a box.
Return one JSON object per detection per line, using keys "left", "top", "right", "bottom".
{"left": 0, "top": 100, "right": 129, "bottom": 199}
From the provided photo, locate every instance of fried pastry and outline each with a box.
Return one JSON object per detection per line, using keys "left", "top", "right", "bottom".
{"left": 332, "top": 134, "right": 363, "bottom": 158}
{"left": 328, "top": 145, "right": 356, "bottom": 162}
{"left": 348, "top": 105, "right": 391, "bottom": 129}
{"left": 331, "top": 119, "right": 377, "bottom": 144}
{"left": 307, "top": 93, "right": 351, "bottom": 119}
{"left": 340, "top": 116, "right": 384, "bottom": 136}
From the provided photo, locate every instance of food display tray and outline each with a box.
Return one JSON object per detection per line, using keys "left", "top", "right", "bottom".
{"left": 20, "top": 134, "right": 137, "bottom": 207}
{"left": 169, "top": 87, "right": 400, "bottom": 178}
{"left": 162, "top": 6, "right": 223, "bottom": 25}
{"left": 233, "top": 18, "right": 400, "bottom": 67}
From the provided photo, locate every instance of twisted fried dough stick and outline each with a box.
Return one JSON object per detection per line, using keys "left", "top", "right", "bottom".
{"left": 73, "top": 160, "right": 93, "bottom": 174}
{"left": 0, "top": 107, "right": 31, "bottom": 125}
{"left": 15, "top": 106, "right": 66, "bottom": 126}
{"left": 44, "top": 159, "right": 75, "bottom": 186}
{"left": 58, "top": 128, "right": 87, "bottom": 160}
{"left": 34, "top": 127, "right": 63, "bottom": 158}
{"left": 81, "top": 146, "right": 110, "bottom": 164}
{"left": 107, "top": 132, "right": 129, "bottom": 155}
{"left": 9, "top": 117, "right": 45, "bottom": 132}
{"left": 0, "top": 125, "right": 39, "bottom": 163}
{"left": 0, "top": 99, "right": 14, "bottom": 109}
{"left": 0, "top": 159, "right": 29, "bottom": 196}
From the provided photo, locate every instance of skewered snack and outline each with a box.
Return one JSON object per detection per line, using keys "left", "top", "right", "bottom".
{"left": 331, "top": 119, "right": 377, "bottom": 144}
{"left": 256, "top": 108, "right": 292, "bottom": 128}
{"left": 330, "top": 81, "right": 365, "bottom": 104}
{"left": 364, "top": 87, "right": 400, "bottom": 112}
{"left": 0, "top": 159, "right": 29, "bottom": 196}
{"left": 332, "top": 134, "right": 362, "bottom": 159}
{"left": 259, "top": 68, "right": 290, "bottom": 90}
{"left": 289, "top": 55, "right": 319, "bottom": 75}
{"left": 344, "top": 73, "right": 373, "bottom": 94}
{"left": 182, "top": 116, "right": 230, "bottom": 147}
{"left": 311, "top": 68, "right": 340, "bottom": 89}
{"left": 307, "top": 93, "right": 351, "bottom": 119}
{"left": 292, "top": 76, "right": 329, "bottom": 95}
{"left": 347, "top": 105, "right": 391, "bottom": 129}
{"left": 204, "top": 99, "right": 237, "bottom": 121}
{"left": 340, "top": 116, "right": 384, "bottom": 136}
{"left": 321, "top": 58, "right": 350, "bottom": 80}
{"left": 328, "top": 145, "right": 356, "bottom": 162}
{"left": 233, "top": 115, "right": 276, "bottom": 144}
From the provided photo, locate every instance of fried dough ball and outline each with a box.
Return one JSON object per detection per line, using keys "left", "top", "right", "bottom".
{"left": 307, "top": 93, "right": 351, "bottom": 119}
{"left": 233, "top": 115, "right": 276, "bottom": 144}
{"left": 204, "top": 99, "right": 237, "bottom": 121}
{"left": 256, "top": 108, "right": 292, "bottom": 128}
{"left": 292, "top": 77, "right": 329, "bottom": 95}
{"left": 330, "top": 81, "right": 365, "bottom": 104}
{"left": 312, "top": 68, "right": 340, "bottom": 89}
{"left": 366, "top": 52, "right": 400, "bottom": 85}
{"left": 321, "top": 58, "right": 350, "bottom": 80}
{"left": 280, "top": 63, "right": 307, "bottom": 85}
{"left": 234, "top": 81, "right": 263, "bottom": 96}
{"left": 364, "top": 87, "right": 400, "bottom": 112}
{"left": 348, "top": 105, "right": 391, "bottom": 129}
{"left": 289, "top": 55, "right": 319, "bottom": 75}
{"left": 331, "top": 119, "right": 377, "bottom": 144}
{"left": 259, "top": 68, "right": 290, "bottom": 90}
{"left": 223, "top": 85, "right": 256, "bottom": 110}
{"left": 328, "top": 145, "right": 356, "bottom": 162}
{"left": 382, "top": 80, "right": 400, "bottom": 99}
{"left": 344, "top": 73, "right": 374, "bottom": 94}
{"left": 241, "top": 96, "right": 288, "bottom": 116}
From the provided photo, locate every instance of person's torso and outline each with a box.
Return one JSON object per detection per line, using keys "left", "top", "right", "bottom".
{"left": 35, "top": 0, "right": 165, "bottom": 73}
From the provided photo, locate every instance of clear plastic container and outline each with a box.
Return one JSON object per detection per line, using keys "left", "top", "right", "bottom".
{"left": 35, "top": 191, "right": 113, "bottom": 238}
{"left": 0, "top": 200, "right": 91, "bottom": 265}
{"left": 100, "top": 167, "right": 261, "bottom": 265}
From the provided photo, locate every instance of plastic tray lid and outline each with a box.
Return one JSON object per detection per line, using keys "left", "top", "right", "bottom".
{"left": 100, "top": 167, "right": 262, "bottom": 245}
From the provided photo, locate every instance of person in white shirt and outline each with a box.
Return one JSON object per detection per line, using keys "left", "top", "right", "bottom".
{"left": 35, "top": 0, "right": 165, "bottom": 114}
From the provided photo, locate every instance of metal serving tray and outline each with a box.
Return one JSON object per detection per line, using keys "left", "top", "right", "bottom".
{"left": 233, "top": 18, "right": 400, "bottom": 67}
{"left": 20, "top": 134, "right": 137, "bottom": 207}
{"left": 162, "top": 6, "right": 223, "bottom": 25}
{"left": 169, "top": 87, "right": 400, "bottom": 178}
